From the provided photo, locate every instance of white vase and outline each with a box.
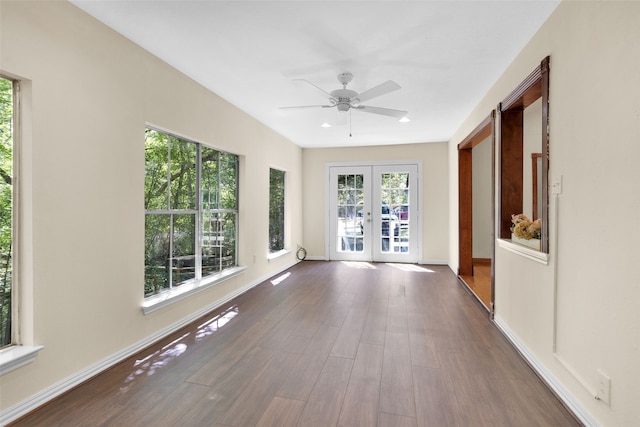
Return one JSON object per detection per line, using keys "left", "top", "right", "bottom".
{"left": 511, "top": 233, "right": 541, "bottom": 250}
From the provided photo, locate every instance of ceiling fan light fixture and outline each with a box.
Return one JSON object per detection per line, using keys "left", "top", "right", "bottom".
{"left": 337, "top": 103, "right": 350, "bottom": 113}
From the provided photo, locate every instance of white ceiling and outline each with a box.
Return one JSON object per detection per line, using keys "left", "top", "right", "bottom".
{"left": 70, "top": 0, "right": 559, "bottom": 148}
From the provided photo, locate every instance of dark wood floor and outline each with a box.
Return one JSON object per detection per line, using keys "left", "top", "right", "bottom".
{"left": 12, "top": 261, "right": 580, "bottom": 427}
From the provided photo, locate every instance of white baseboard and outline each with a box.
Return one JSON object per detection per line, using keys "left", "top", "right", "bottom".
{"left": 300, "top": 256, "right": 449, "bottom": 265}
{"left": 493, "top": 315, "right": 600, "bottom": 427}
{"left": 419, "top": 259, "right": 448, "bottom": 265}
{"left": 302, "top": 255, "right": 328, "bottom": 261}
{"left": 0, "top": 261, "right": 299, "bottom": 426}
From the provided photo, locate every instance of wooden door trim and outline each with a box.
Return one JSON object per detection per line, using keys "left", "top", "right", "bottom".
{"left": 498, "top": 56, "right": 550, "bottom": 253}
{"left": 457, "top": 111, "right": 495, "bottom": 314}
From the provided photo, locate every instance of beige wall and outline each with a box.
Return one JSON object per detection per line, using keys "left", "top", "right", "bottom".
{"left": 0, "top": 0, "right": 302, "bottom": 414}
{"left": 448, "top": 2, "right": 640, "bottom": 425}
{"left": 471, "top": 136, "right": 492, "bottom": 259}
{"left": 302, "top": 143, "right": 449, "bottom": 263}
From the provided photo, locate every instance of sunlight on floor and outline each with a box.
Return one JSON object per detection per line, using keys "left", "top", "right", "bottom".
{"left": 120, "top": 332, "right": 191, "bottom": 393}
{"left": 119, "top": 304, "right": 240, "bottom": 394}
{"left": 341, "top": 261, "right": 377, "bottom": 269}
{"left": 271, "top": 272, "right": 291, "bottom": 286}
{"left": 196, "top": 305, "right": 239, "bottom": 340}
{"left": 386, "top": 263, "right": 435, "bottom": 273}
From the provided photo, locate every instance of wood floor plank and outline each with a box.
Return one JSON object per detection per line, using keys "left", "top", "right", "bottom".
{"left": 336, "top": 343, "right": 384, "bottom": 427}
{"left": 277, "top": 325, "right": 341, "bottom": 400}
{"left": 329, "top": 307, "right": 367, "bottom": 358}
{"left": 386, "top": 299, "right": 409, "bottom": 334}
{"left": 359, "top": 299, "right": 388, "bottom": 346}
{"left": 111, "top": 381, "right": 210, "bottom": 426}
{"left": 255, "top": 397, "right": 306, "bottom": 427}
{"left": 412, "top": 365, "right": 458, "bottom": 427}
{"left": 377, "top": 412, "right": 418, "bottom": 427}
{"left": 408, "top": 333, "right": 440, "bottom": 369}
{"left": 296, "top": 356, "right": 353, "bottom": 427}
{"left": 220, "top": 351, "right": 300, "bottom": 426}
{"left": 186, "top": 317, "right": 277, "bottom": 386}
{"left": 11, "top": 262, "right": 580, "bottom": 427}
{"left": 380, "top": 331, "right": 416, "bottom": 417}
{"left": 178, "top": 346, "right": 276, "bottom": 426}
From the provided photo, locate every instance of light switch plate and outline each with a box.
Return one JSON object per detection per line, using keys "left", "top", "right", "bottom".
{"left": 551, "top": 175, "right": 563, "bottom": 195}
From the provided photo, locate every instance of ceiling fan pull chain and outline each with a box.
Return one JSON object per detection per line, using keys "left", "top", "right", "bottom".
{"left": 349, "top": 110, "right": 352, "bottom": 137}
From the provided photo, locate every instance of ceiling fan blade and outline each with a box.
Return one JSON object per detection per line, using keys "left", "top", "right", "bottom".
{"left": 355, "top": 105, "right": 408, "bottom": 118}
{"left": 294, "top": 79, "right": 338, "bottom": 102}
{"left": 355, "top": 80, "right": 401, "bottom": 103}
{"left": 279, "top": 105, "right": 334, "bottom": 110}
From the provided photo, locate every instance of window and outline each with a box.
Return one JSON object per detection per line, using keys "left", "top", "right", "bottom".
{"left": 269, "top": 168, "right": 285, "bottom": 253}
{"left": 0, "top": 77, "right": 14, "bottom": 348}
{"left": 144, "top": 128, "right": 238, "bottom": 298}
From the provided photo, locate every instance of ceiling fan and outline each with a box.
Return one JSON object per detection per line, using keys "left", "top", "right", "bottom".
{"left": 280, "top": 72, "right": 408, "bottom": 120}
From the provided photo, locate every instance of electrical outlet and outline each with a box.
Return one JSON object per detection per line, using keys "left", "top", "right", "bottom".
{"left": 596, "top": 369, "right": 611, "bottom": 406}
{"left": 252, "top": 254, "right": 256, "bottom": 264}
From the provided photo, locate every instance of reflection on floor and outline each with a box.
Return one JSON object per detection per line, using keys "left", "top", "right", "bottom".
{"left": 460, "top": 259, "right": 491, "bottom": 310}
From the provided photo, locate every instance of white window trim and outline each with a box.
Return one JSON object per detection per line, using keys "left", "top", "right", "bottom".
{"left": 497, "top": 238, "right": 549, "bottom": 265}
{"left": 267, "top": 249, "right": 291, "bottom": 262}
{"left": 0, "top": 76, "right": 42, "bottom": 375}
{"left": 0, "top": 345, "right": 44, "bottom": 376}
{"left": 142, "top": 266, "right": 246, "bottom": 315}
{"left": 268, "top": 167, "right": 287, "bottom": 255}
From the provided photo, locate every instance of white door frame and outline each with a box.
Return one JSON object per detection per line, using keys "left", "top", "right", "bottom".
{"left": 325, "top": 161, "right": 422, "bottom": 263}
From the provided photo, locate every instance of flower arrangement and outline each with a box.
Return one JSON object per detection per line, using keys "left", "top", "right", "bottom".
{"left": 511, "top": 214, "right": 541, "bottom": 240}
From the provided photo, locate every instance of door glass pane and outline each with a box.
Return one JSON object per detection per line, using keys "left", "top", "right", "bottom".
{"left": 380, "top": 172, "right": 410, "bottom": 253}
{"left": 336, "top": 173, "right": 364, "bottom": 253}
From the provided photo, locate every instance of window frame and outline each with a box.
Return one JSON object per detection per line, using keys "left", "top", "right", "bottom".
{"left": 0, "top": 76, "right": 17, "bottom": 350}
{"left": 143, "top": 127, "right": 244, "bottom": 314}
{"left": 268, "top": 167, "right": 286, "bottom": 257}
{"left": 0, "top": 75, "right": 44, "bottom": 375}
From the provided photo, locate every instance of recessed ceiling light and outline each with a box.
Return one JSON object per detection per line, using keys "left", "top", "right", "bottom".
{"left": 399, "top": 117, "right": 411, "bottom": 123}
{"left": 321, "top": 122, "right": 332, "bottom": 128}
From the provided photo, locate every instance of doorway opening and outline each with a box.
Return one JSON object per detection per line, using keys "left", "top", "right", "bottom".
{"left": 458, "top": 113, "right": 495, "bottom": 312}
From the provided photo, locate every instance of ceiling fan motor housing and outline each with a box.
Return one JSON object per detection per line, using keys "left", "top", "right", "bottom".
{"left": 330, "top": 88, "right": 358, "bottom": 112}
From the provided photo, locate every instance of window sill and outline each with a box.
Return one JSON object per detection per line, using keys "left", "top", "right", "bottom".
{"left": 497, "top": 239, "right": 549, "bottom": 265}
{"left": 0, "top": 345, "right": 45, "bottom": 376}
{"left": 267, "top": 249, "right": 291, "bottom": 262}
{"left": 142, "top": 266, "right": 247, "bottom": 315}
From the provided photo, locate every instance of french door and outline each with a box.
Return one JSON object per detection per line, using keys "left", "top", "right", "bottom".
{"left": 328, "top": 163, "right": 420, "bottom": 263}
